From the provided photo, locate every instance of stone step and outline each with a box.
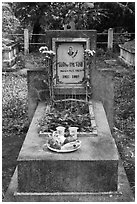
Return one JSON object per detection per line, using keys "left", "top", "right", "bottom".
{"left": 14, "top": 191, "right": 122, "bottom": 202}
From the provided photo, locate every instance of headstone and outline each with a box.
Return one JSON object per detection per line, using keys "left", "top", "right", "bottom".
{"left": 57, "top": 43, "right": 84, "bottom": 84}
{"left": 52, "top": 38, "right": 90, "bottom": 96}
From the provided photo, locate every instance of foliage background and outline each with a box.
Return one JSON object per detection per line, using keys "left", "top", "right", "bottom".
{"left": 2, "top": 2, "right": 135, "bottom": 44}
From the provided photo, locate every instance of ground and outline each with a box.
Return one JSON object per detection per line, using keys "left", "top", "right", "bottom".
{"left": 2, "top": 50, "right": 135, "bottom": 198}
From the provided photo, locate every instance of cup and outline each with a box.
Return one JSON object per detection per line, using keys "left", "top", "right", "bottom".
{"left": 56, "top": 126, "right": 65, "bottom": 136}
{"left": 69, "top": 127, "right": 78, "bottom": 140}
{"left": 56, "top": 126, "right": 65, "bottom": 144}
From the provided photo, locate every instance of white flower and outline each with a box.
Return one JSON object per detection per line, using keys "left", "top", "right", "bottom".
{"left": 44, "top": 50, "right": 56, "bottom": 56}
{"left": 39, "top": 46, "right": 48, "bottom": 53}
{"left": 85, "top": 49, "right": 96, "bottom": 56}
{"left": 45, "top": 56, "right": 50, "bottom": 59}
{"left": 40, "top": 48, "right": 56, "bottom": 56}
{"left": 86, "top": 81, "right": 90, "bottom": 87}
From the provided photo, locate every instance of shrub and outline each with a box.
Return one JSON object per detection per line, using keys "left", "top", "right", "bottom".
{"left": 2, "top": 73, "right": 28, "bottom": 131}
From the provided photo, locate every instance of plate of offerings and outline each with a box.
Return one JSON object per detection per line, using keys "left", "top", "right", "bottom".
{"left": 46, "top": 139, "right": 81, "bottom": 153}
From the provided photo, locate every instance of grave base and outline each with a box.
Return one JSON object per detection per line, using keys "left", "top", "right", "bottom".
{"left": 4, "top": 161, "right": 134, "bottom": 202}
{"left": 17, "top": 101, "right": 118, "bottom": 193}
{"left": 3, "top": 101, "right": 134, "bottom": 202}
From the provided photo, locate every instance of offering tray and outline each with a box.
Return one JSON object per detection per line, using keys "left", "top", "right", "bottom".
{"left": 45, "top": 140, "right": 81, "bottom": 153}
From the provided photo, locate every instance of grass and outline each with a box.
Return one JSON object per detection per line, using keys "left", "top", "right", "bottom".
{"left": 2, "top": 72, "right": 29, "bottom": 196}
{"left": 113, "top": 65, "right": 135, "bottom": 195}
{"left": 2, "top": 51, "right": 135, "bottom": 198}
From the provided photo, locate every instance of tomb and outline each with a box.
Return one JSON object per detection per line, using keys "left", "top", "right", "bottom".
{"left": 119, "top": 40, "right": 135, "bottom": 67}
{"left": 4, "top": 30, "right": 134, "bottom": 202}
{"left": 2, "top": 39, "right": 19, "bottom": 70}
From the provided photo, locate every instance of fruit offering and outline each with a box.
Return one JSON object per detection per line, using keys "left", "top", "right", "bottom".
{"left": 48, "top": 126, "right": 78, "bottom": 150}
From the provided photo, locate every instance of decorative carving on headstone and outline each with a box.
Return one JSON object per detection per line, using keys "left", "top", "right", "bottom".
{"left": 63, "top": 20, "right": 76, "bottom": 31}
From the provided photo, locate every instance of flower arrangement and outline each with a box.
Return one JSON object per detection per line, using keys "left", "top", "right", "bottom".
{"left": 84, "top": 49, "right": 96, "bottom": 100}
{"left": 39, "top": 45, "right": 95, "bottom": 102}
{"left": 39, "top": 46, "right": 56, "bottom": 103}
{"left": 39, "top": 46, "right": 56, "bottom": 59}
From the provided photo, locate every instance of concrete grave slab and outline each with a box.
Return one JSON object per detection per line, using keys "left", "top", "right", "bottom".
{"left": 15, "top": 101, "right": 119, "bottom": 193}
{"left": 4, "top": 101, "right": 134, "bottom": 201}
